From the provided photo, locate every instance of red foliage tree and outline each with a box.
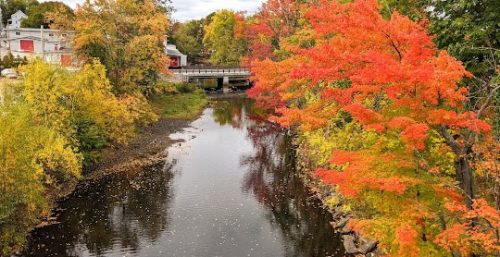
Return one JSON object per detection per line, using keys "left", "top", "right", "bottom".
{"left": 247, "top": 0, "right": 498, "bottom": 255}
{"left": 241, "top": 0, "right": 303, "bottom": 63}
{"left": 250, "top": 0, "right": 491, "bottom": 205}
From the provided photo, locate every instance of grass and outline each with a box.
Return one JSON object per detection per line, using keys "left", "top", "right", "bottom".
{"left": 151, "top": 90, "right": 208, "bottom": 119}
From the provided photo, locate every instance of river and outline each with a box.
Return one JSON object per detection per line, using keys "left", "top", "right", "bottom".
{"left": 21, "top": 97, "right": 344, "bottom": 257}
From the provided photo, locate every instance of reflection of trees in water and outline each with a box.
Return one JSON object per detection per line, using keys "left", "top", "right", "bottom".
{"left": 24, "top": 98, "right": 344, "bottom": 257}
{"left": 23, "top": 163, "right": 174, "bottom": 257}
{"left": 240, "top": 106, "right": 344, "bottom": 257}
{"left": 212, "top": 97, "right": 256, "bottom": 129}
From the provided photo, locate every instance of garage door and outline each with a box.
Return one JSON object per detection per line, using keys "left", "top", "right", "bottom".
{"left": 20, "top": 40, "right": 34, "bottom": 52}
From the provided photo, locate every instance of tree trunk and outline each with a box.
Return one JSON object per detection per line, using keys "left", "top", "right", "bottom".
{"left": 438, "top": 126, "right": 475, "bottom": 209}
{"left": 455, "top": 155, "right": 474, "bottom": 209}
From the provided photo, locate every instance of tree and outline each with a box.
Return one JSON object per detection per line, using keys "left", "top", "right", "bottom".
{"left": 248, "top": 0, "right": 498, "bottom": 255}
{"left": 44, "top": 3, "right": 75, "bottom": 31}
{"left": 203, "top": 10, "right": 247, "bottom": 65}
{"left": 21, "top": 1, "right": 73, "bottom": 28}
{"left": 0, "top": 0, "right": 37, "bottom": 25}
{"left": 383, "top": 0, "right": 500, "bottom": 136}
{"left": 72, "top": 0, "right": 169, "bottom": 94}
{"left": 378, "top": 0, "right": 426, "bottom": 21}
{"left": 0, "top": 59, "right": 145, "bottom": 255}
{"left": 0, "top": 100, "right": 80, "bottom": 256}
{"left": 21, "top": 59, "right": 136, "bottom": 148}
{"left": 1, "top": 52, "right": 14, "bottom": 69}
{"left": 169, "top": 20, "right": 205, "bottom": 62}
{"left": 243, "top": 0, "right": 305, "bottom": 63}
{"left": 425, "top": 0, "right": 500, "bottom": 136}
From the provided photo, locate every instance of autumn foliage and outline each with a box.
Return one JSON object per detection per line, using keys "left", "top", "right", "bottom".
{"left": 241, "top": 0, "right": 304, "bottom": 64}
{"left": 247, "top": 0, "right": 499, "bottom": 256}
{"left": 72, "top": 0, "right": 169, "bottom": 94}
{"left": 0, "top": 0, "right": 204, "bottom": 255}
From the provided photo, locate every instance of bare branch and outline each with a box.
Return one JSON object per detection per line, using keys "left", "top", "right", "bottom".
{"left": 477, "top": 84, "right": 500, "bottom": 118}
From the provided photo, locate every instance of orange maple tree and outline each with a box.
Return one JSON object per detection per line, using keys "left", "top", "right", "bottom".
{"left": 247, "top": 0, "right": 499, "bottom": 255}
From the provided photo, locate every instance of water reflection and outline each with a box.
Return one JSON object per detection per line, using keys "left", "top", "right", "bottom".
{"left": 217, "top": 97, "right": 344, "bottom": 257}
{"left": 212, "top": 99, "right": 246, "bottom": 128}
{"left": 22, "top": 97, "right": 343, "bottom": 257}
{"left": 23, "top": 162, "right": 174, "bottom": 257}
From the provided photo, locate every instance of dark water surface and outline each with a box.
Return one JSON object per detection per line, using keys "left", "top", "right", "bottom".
{"left": 22, "top": 97, "right": 344, "bottom": 257}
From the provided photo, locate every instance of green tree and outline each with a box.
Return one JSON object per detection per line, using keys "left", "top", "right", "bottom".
{"left": 21, "top": 1, "right": 73, "bottom": 28}
{"left": 0, "top": 0, "right": 37, "bottom": 25}
{"left": 203, "top": 10, "right": 247, "bottom": 65}
{"left": 1, "top": 52, "right": 14, "bottom": 69}
{"left": 426, "top": 0, "right": 500, "bottom": 134}
{"left": 378, "top": 0, "right": 426, "bottom": 20}
{"left": 169, "top": 20, "right": 205, "bottom": 62}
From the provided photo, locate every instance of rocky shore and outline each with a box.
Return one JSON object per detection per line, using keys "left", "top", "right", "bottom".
{"left": 290, "top": 129, "right": 381, "bottom": 257}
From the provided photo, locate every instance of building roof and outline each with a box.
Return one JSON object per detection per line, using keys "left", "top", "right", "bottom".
{"left": 166, "top": 47, "right": 186, "bottom": 57}
{"left": 4, "top": 27, "right": 74, "bottom": 33}
{"left": 12, "top": 10, "right": 27, "bottom": 18}
{"left": 3, "top": 35, "right": 68, "bottom": 44}
{"left": 166, "top": 45, "right": 186, "bottom": 57}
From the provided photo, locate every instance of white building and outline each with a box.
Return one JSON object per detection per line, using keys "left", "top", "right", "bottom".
{"left": 0, "top": 10, "right": 74, "bottom": 66}
{"left": 6, "top": 10, "right": 27, "bottom": 29}
{"left": 0, "top": 10, "right": 184, "bottom": 69}
{"left": 166, "top": 44, "right": 187, "bottom": 68}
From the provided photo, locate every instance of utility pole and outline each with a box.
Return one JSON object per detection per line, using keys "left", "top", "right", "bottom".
{"left": 0, "top": 7, "right": 3, "bottom": 61}
{"left": 40, "top": 25, "right": 44, "bottom": 61}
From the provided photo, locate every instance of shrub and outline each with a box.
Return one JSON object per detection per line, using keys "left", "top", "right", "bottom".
{"left": 174, "top": 82, "right": 198, "bottom": 93}
{"left": 0, "top": 102, "right": 80, "bottom": 255}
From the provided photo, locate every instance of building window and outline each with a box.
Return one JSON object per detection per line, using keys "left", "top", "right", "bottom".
{"left": 61, "top": 33, "right": 67, "bottom": 37}
{"left": 15, "top": 31, "right": 20, "bottom": 35}
{"left": 49, "top": 33, "right": 54, "bottom": 37}
{"left": 20, "top": 40, "right": 34, "bottom": 52}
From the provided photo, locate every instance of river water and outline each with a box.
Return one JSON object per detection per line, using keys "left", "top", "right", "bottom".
{"left": 22, "top": 97, "right": 344, "bottom": 257}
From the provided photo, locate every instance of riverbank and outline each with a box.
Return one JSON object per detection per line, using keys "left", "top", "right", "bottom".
{"left": 37, "top": 91, "right": 208, "bottom": 228}
{"left": 294, "top": 135, "right": 379, "bottom": 257}
{"left": 82, "top": 90, "right": 208, "bottom": 182}
{"left": 151, "top": 89, "right": 208, "bottom": 119}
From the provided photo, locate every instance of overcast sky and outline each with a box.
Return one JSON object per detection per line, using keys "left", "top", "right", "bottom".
{"left": 43, "top": 0, "right": 264, "bottom": 22}
{"left": 171, "top": 0, "right": 264, "bottom": 21}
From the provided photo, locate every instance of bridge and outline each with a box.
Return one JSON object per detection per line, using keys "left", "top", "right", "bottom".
{"left": 170, "top": 67, "right": 251, "bottom": 93}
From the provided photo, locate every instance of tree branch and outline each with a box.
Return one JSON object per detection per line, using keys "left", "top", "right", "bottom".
{"left": 477, "top": 83, "right": 500, "bottom": 118}
{"left": 438, "top": 125, "right": 461, "bottom": 154}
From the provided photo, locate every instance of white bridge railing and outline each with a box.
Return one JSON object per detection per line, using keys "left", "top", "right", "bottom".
{"left": 170, "top": 67, "right": 250, "bottom": 75}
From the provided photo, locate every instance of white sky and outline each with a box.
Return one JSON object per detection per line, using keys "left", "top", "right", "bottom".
{"left": 42, "top": 0, "right": 264, "bottom": 22}
{"left": 171, "top": 0, "right": 263, "bottom": 21}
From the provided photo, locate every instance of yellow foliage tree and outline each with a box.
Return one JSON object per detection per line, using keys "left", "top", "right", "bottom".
{"left": 0, "top": 58, "right": 146, "bottom": 255}
{"left": 21, "top": 59, "right": 137, "bottom": 159}
{"left": 72, "top": 0, "right": 169, "bottom": 94}
{"left": 0, "top": 101, "right": 80, "bottom": 255}
{"left": 203, "top": 10, "right": 247, "bottom": 65}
